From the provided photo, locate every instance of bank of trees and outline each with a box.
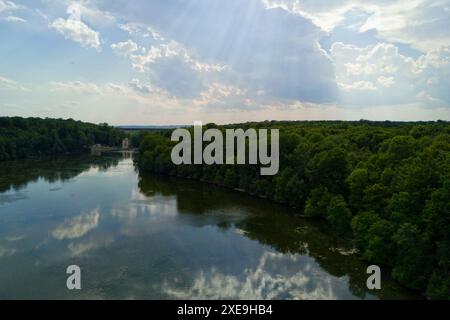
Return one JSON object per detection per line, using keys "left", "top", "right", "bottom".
{"left": 137, "top": 120, "right": 450, "bottom": 299}
{"left": 0, "top": 117, "right": 125, "bottom": 161}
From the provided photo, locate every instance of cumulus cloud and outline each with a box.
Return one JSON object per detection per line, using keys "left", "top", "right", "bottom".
{"left": 119, "top": 22, "right": 164, "bottom": 41}
{"left": 111, "top": 40, "right": 138, "bottom": 57}
{"left": 49, "top": 3, "right": 102, "bottom": 50}
{"left": 108, "top": 0, "right": 338, "bottom": 103}
{"left": 357, "top": 0, "right": 450, "bottom": 52}
{"left": 262, "top": 0, "right": 450, "bottom": 52}
{"left": 66, "top": 1, "right": 116, "bottom": 27}
{"left": 331, "top": 42, "right": 450, "bottom": 107}
{"left": 50, "top": 17, "right": 101, "bottom": 50}
{"left": 129, "top": 40, "right": 227, "bottom": 74}
{"left": 377, "top": 76, "right": 395, "bottom": 88}
{"left": 262, "top": 0, "right": 353, "bottom": 32}
{"left": 192, "top": 83, "right": 255, "bottom": 110}
{"left": 124, "top": 40, "right": 228, "bottom": 98}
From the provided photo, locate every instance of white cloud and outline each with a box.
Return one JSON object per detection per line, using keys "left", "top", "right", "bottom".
{"left": 122, "top": 39, "right": 228, "bottom": 98}
{"left": 111, "top": 40, "right": 138, "bottom": 57}
{"left": 357, "top": 0, "right": 450, "bottom": 52}
{"left": 49, "top": 79, "right": 163, "bottom": 99}
{"left": 262, "top": 0, "right": 353, "bottom": 32}
{"left": 0, "top": 75, "right": 19, "bottom": 89}
{"left": 339, "top": 80, "right": 377, "bottom": 91}
{"left": 50, "top": 81, "right": 104, "bottom": 94}
{"left": 0, "top": 75, "right": 26, "bottom": 90}
{"left": 119, "top": 23, "right": 141, "bottom": 36}
{"left": 192, "top": 83, "right": 251, "bottom": 110}
{"left": 76, "top": 1, "right": 338, "bottom": 104}
{"left": 49, "top": 80, "right": 146, "bottom": 97}
{"left": 49, "top": 3, "right": 103, "bottom": 50}
{"left": 119, "top": 22, "right": 164, "bottom": 41}
{"left": 50, "top": 17, "right": 101, "bottom": 50}
{"left": 3, "top": 15, "right": 25, "bottom": 22}
{"left": 129, "top": 40, "right": 227, "bottom": 74}
{"left": 129, "top": 46, "right": 163, "bottom": 72}
{"left": 377, "top": 76, "right": 395, "bottom": 88}
{"left": 66, "top": 2, "right": 116, "bottom": 27}
{"left": 331, "top": 41, "right": 450, "bottom": 107}
{"left": 128, "top": 78, "right": 153, "bottom": 95}
{"left": 0, "top": 0, "right": 19, "bottom": 13}
{"left": 262, "top": 0, "right": 450, "bottom": 52}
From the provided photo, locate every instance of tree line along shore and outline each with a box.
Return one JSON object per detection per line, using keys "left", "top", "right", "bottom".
{"left": 0, "top": 117, "right": 125, "bottom": 161}
{"left": 135, "top": 120, "right": 449, "bottom": 299}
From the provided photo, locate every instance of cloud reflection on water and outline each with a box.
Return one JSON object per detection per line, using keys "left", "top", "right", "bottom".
{"left": 162, "top": 251, "right": 362, "bottom": 300}
{"left": 52, "top": 209, "right": 100, "bottom": 240}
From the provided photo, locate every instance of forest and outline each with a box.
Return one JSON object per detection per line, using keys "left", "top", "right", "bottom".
{"left": 136, "top": 120, "right": 450, "bottom": 299}
{"left": 0, "top": 117, "right": 125, "bottom": 161}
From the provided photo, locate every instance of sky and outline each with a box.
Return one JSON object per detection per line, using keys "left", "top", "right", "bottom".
{"left": 0, "top": 0, "right": 449, "bottom": 125}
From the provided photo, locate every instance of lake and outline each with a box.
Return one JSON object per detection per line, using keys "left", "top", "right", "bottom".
{"left": 0, "top": 153, "right": 419, "bottom": 299}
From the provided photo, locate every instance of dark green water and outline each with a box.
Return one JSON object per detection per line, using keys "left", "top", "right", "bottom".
{"left": 0, "top": 153, "right": 419, "bottom": 299}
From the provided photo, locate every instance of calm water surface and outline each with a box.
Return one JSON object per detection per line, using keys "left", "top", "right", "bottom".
{"left": 0, "top": 154, "right": 419, "bottom": 299}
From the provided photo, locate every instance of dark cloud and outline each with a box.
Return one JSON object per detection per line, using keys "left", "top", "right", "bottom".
{"left": 104, "top": 0, "right": 339, "bottom": 103}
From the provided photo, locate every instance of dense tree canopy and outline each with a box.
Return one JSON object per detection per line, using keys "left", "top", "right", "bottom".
{"left": 0, "top": 117, "right": 125, "bottom": 161}
{"left": 136, "top": 120, "right": 450, "bottom": 299}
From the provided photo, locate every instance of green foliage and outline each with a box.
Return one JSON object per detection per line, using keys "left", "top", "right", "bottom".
{"left": 304, "top": 187, "right": 331, "bottom": 218}
{"left": 426, "top": 272, "right": 450, "bottom": 300}
{"left": 326, "top": 195, "right": 352, "bottom": 235}
{"left": 364, "top": 219, "right": 395, "bottom": 265}
{"left": 347, "top": 168, "right": 370, "bottom": 211}
{"left": 0, "top": 117, "right": 125, "bottom": 160}
{"left": 392, "top": 223, "right": 431, "bottom": 290}
{"left": 384, "top": 135, "right": 416, "bottom": 161}
{"left": 136, "top": 120, "right": 450, "bottom": 299}
{"left": 351, "top": 211, "right": 380, "bottom": 249}
{"left": 307, "top": 147, "right": 349, "bottom": 194}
